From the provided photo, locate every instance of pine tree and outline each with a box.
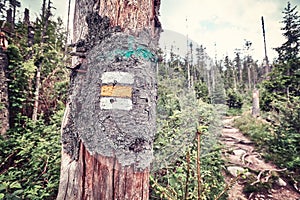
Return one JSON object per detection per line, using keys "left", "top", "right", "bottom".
{"left": 262, "top": 2, "right": 300, "bottom": 111}
{"left": 275, "top": 2, "right": 300, "bottom": 64}
{"left": 259, "top": 3, "right": 300, "bottom": 171}
{"left": 234, "top": 52, "right": 242, "bottom": 84}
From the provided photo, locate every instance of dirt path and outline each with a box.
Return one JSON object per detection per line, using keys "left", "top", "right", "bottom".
{"left": 221, "top": 116, "right": 300, "bottom": 200}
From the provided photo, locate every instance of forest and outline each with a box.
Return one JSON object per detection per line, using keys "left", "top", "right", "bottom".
{"left": 0, "top": 0, "right": 299, "bottom": 199}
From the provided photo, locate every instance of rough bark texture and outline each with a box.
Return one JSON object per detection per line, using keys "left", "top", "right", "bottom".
{"left": 0, "top": 51, "right": 9, "bottom": 135}
{"left": 59, "top": 142, "right": 149, "bottom": 199}
{"left": 57, "top": 0, "right": 160, "bottom": 199}
{"left": 73, "top": 0, "right": 161, "bottom": 43}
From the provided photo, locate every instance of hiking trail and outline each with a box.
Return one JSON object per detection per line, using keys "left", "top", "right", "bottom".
{"left": 221, "top": 116, "right": 300, "bottom": 200}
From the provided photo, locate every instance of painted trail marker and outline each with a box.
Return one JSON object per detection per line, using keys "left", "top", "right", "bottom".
{"left": 100, "top": 71, "right": 134, "bottom": 111}
{"left": 61, "top": 32, "right": 157, "bottom": 170}
{"left": 101, "top": 71, "right": 134, "bottom": 84}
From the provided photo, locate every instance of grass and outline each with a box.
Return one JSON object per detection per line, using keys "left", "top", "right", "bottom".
{"left": 234, "top": 113, "right": 273, "bottom": 148}
{"left": 234, "top": 112, "right": 300, "bottom": 185}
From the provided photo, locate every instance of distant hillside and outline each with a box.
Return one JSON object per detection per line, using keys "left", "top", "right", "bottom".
{"left": 159, "top": 29, "right": 200, "bottom": 61}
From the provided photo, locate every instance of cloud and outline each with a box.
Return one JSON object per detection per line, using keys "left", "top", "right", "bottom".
{"left": 21, "top": 0, "right": 299, "bottom": 62}
{"left": 21, "top": 0, "right": 73, "bottom": 23}
{"left": 160, "top": 0, "right": 298, "bottom": 62}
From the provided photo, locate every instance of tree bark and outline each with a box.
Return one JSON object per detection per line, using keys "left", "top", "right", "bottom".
{"left": 252, "top": 89, "right": 260, "bottom": 117}
{"left": 57, "top": 0, "right": 161, "bottom": 199}
{"left": 0, "top": 50, "right": 9, "bottom": 135}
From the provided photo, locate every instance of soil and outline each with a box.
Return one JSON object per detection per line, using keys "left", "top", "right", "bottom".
{"left": 221, "top": 116, "right": 300, "bottom": 200}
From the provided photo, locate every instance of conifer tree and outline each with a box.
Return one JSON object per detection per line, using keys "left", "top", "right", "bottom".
{"left": 275, "top": 2, "right": 300, "bottom": 64}
{"left": 262, "top": 2, "right": 300, "bottom": 110}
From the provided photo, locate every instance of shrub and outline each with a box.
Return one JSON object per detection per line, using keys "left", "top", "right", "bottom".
{"left": 226, "top": 88, "right": 243, "bottom": 109}
{"left": 0, "top": 109, "right": 63, "bottom": 199}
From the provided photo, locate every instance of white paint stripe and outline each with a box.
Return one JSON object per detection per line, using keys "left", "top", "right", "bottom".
{"left": 100, "top": 97, "right": 132, "bottom": 111}
{"left": 101, "top": 72, "right": 134, "bottom": 84}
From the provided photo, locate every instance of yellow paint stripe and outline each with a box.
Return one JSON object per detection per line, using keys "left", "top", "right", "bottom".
{"left": 101, "top": 85, "right": 132, "bottom": 98}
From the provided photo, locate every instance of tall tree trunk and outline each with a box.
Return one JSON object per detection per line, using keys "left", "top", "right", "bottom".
{"left": 187, "top": 60, "right": 191, "bottom": 89}
{"left": 32, "top": 0, "right": 51, "bottom": 121}
{"left": 261, "top": 16, "right": 270, "bottom": 76}
{"left": 211, "top": 66, "right": 215, "bottom": 96}
{"left": 252, "top": 88, "right": 260, "bottom": 117}
{"left": 206, "top": 69, "right": 211, "bottom": 97}
{"left": 233, "top": 68, "right": 237, "bottom": 91}
{"left": 0, "top": 50, "right": 9, "bottom": 135}
{"left": 32, "top": 62, "right": 41, "bottom": 121}
{"left": 247, "top": 64, "right": 252, "bottom": 90}
{"left": 57, "top": 0, "right": 161, "bottom": 199}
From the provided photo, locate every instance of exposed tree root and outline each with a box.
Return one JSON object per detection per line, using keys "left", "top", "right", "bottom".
{"left": 250, "top": 168, "right": 287, "bottom": 186}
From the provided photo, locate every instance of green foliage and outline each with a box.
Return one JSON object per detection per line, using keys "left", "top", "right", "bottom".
{"left": 226, "top": 108, "right": 242, "bottom": 116}
{"left": 267, "top": 96, "right": 300, "bottom": 170}
{"left": 211, "top": 71, "right": 226, "bottom": 105}
{"left": 6, "top": 10, "right": 69, "bottom": 124}
{"left": 0, "top": 4, "right": 69, "bottom": 199}
{"left": 275, "top": 2, "right": 300, "bottom": 62}
{"left": 261, "top": 61, "right": 300, "bottom": 111}
{"left": 194, "top": 80, "right": 209, "bottom": 103}
{"left": 7, "top": 45, "right": 34, "bottom": 121}
{"left": 234, "top": 98, "right": 300, "bottom": 171}
{"left": 256, "top": 2, "right": 300, "bottom": 172}
{"left": 226, "top": 88, "right": 243, "bottom": 109}
{"left": 234, "top": 114, "right": 272, "bottom": 147}
{"left": 261, "top": 2, "right": 300, "bottom": 111}
{"left": 151, "top": 69, "right": 227, "bottom": 199}
{"left": 223, "top": 56, "right": 234, "bottom": 90}
{"left": 0, "top": 109, "right": 63, "bottom": 199}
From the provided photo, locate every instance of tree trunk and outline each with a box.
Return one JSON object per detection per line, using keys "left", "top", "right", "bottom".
{"left": 32, "top": 62, "right": 41, "bottom": 121}
{"left": 57, "top": 0, "right": 161, "bottom": 199}
{"left": 247, "top": 64, "right": 252, "bottom": 90}
{"left": 32, "top": 0, "right": 51, "bottom": 121}
{"left": 206, "top": 69, "right": 211, "bottom": 97}
{"left": 0, "top": 50, "right": 9, "bottom": 135}
{"left": 233, "top": 68, "right": 237, "bottom": 92}
{"left": 252, "top": 89, "right": 260, "bottom": 117}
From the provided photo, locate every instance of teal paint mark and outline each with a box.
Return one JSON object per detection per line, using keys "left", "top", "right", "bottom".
{"left": 113, "top": 46, "right": 156, "bottom": 61}
{"left": 96, "top": 36, "right": 157, "bottom": 62}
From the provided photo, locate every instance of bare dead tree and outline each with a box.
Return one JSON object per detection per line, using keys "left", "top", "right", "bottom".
{"left": 252, "top": 88, "right": 260, "bottom": 117}
{"left": 57, "top": 0, "right": 161, "bottom": 199}
{"left": 32, "top": 0, "right": 52, "bottom": 121}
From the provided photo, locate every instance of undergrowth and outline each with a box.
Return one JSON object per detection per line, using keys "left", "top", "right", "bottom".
{"left": 234, "top": 114, "right": 272, "bottom": 148}
{"left": 150, "top": 67, "right": 227, "bottom": 200}
{"left": 0, "top": 109, "right": 63, "bottom": 199}
{"left": 234, "top": 111, "right": 300, "bottom": 185}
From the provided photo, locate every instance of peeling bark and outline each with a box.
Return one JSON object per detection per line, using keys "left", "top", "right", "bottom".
{"left": 57, "top": 0, "right": 160, "bottom": 199}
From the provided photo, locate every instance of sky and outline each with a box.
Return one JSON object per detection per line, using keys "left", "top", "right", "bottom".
{"left": 20, "top": 0, "right": 300, "bottom": 62}
{"left": 160, "top": 0, "right": 300, "bottom": 62}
